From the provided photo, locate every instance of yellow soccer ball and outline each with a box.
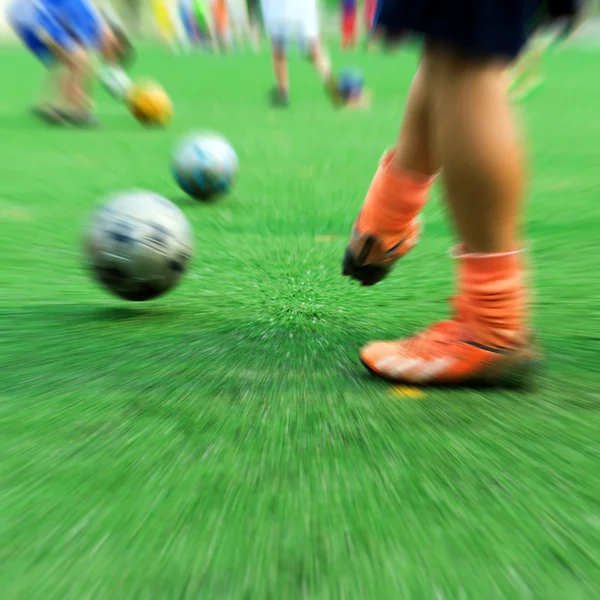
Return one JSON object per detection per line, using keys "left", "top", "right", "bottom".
{"left": 128, "top": 81, "right": 173, "bottom": 127}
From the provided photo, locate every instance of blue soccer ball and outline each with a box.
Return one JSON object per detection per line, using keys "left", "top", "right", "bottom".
{"left": 172, "top": 133, "right": 238, "bottom": 201}
{"left": 338, "top": 69, "right": 364, "bottom": 102}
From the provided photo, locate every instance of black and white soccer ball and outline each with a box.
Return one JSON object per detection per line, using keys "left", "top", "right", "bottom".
{"left": 172, "top": 132, "right": 238, "bottom": 201}
{"left": 84, "top": 191, "right": 194, "bottom": 301}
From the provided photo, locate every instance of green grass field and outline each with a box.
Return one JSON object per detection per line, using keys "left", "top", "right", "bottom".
{"left": 1, "top": 45, "right": 599, "bottom": 599}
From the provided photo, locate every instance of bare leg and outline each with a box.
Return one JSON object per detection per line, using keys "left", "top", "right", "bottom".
{"left": 427, "top": 47, "right": 522, "bottom": 253}
{"left": 30, "top": 68, "right": 67, "bottom": 124}
{"left": 54, "top": 47, "right": 100, "bottom": 125}
{"left": 391, "top": 57, "right": 440, "bottom": 178}
{"left": 271, "top": 42, "right": 289, "bottom": 94}
{"left": 307, "top": 39, "right": 331, "bottom": 83}
{"left": 62, "top": 48, "right": 94, "bottom": 111}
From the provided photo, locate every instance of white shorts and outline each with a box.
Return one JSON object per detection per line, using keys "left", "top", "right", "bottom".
{"left": 227, "top": 0, "right": 249, "bottom": 26}
{"left": 260, "top": 0, "right": 320, "bottom": 45}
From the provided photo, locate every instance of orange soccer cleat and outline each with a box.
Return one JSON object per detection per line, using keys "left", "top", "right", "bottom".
{"left": 359, "top": 250, "right": 541, "bottom": 387}
{"left": 342, "top": 150, "right": 434, "bottom": 286}
{"left": 361, "top": 311, "right": 539, "bottom": 387}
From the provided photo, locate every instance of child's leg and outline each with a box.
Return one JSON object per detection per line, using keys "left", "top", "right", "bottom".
{"left": 307, "top": 38, "right": 352, "bottom": 108}
{"left": 198, "top": 2, "right": 220, "bottom": 53}
{"left": 342, "top": 62, "right": 438, "bottom": 284}
{"left": 429, "top": 48, "right": 522, "bottom": 254}
{"left": 392, "top": 62, "right": 439, "bottom": 177}
{"left": 300, "top": 0, "right": 331, "bottom": 82}
{"left": 228, "top": 0, "right": 247, "bottom": 48}
{"left": 59, "top": 45, "right": 94, "bottom": 112}
{"left": 123, "top": 0, "right": 143, "bottom": 35}
{"left": 214, "top": 0, "right": 231, "bottom": 51}
{"left": 307, "top": 38, "right": 332, "bottom": 83}
{"left": 359, "top": 46, "right": 535, "bottom": 385}
{"left": 36, "top": 67, "right": 62, "bottom": 107}
{"left": 342, "top": 10, "right": 357, "bottom": 50}
{"left": 30, "top": 67, "right": 67, "bottom": 123}
{"left": 272, "top": 43, "right": 288, "bottom": 91}
{"left": 269, "top": 37, "right": 290, "bottom": 105}
{"left": 49, "top": 45, "right": 98, "bottom": 125}
{"left": 248, "top": 0, "right": 261, "bottom": 51}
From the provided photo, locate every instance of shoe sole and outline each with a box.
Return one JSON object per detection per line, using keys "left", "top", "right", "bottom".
{"left": 361, "top": 353, "right": 542, "bottom": 390}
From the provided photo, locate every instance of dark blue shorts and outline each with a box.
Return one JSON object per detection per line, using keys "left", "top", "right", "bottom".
{"left": 375, "top": 0, "right": 582, "bottom": 59}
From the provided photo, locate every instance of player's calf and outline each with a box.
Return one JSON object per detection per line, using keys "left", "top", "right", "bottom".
{"left": 268, "top": 39, "right": 291, "bottom": 106}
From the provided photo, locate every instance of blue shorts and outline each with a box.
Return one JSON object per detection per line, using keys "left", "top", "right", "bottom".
{"left": 7, "top": 0, "right": 102, "bottom": 66}
{"left": 375, "top": 0, "right": 581, "bottom": 59}
{"left": 13, "top": 15, "right": 74, "bottom": 65}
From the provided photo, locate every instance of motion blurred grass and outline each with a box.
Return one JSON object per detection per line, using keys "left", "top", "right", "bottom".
{"left": 0, "top": 46, "right": 599, "bottom": 599}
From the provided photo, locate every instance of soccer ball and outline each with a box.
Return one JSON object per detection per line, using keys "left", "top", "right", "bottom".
{"left": 337, "top": 69, "right": 364, "bottom": 102}
{"left": 84, "top": 191, "right": 194, "bottom": 301}
{"left": 100, "top": 65, "right": 132, "bottom": 101}
{"left": 127, "top": 81, "right": 173, "bottom": 126}
{"left": 172, "top": 133, "right": 238, "bottom": 201}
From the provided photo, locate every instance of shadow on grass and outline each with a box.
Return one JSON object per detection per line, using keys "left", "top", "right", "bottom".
{"left": 0, "top": 112, "right": 56, "bottom": 132}
{"left": 356, "top": 367, "right": 539, "bottom": 393}
{"left": 0, "top": 303, "right": 176, "bottom": 325}
{"left": 0, "top": 112, "right": 141, "bottom": 133}
{"left": 167, "top": 194, "right": 218, "bottom": 207}
{"left": 0, "top": 301, "right": 371, "bottom": 378}
{"left": 92, "top": 305, "right": 175, "bottom": 321}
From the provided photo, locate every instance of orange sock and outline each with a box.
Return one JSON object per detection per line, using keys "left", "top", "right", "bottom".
{"left": 359, "top": 151, "right": 435, "bottom": 238}
{"left": 456, "top": 248, "right": 528, "bottom": 348}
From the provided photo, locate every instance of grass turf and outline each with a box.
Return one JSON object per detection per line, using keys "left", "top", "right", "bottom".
{"left": 0, "top": 46, "right": 599, "bottom": 599}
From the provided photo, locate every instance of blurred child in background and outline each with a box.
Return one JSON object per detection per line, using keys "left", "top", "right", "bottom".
{"left": 261, "top": 0, "right": 340, "bottom": 107}
{"left": 196, "top": 0, "right": 217, "bottom": 48}
{"left": 6, "top": 0, "right": 132, "bottom": 126}
{"left": 245, "top": 0, "right": 262, "bottom": 51}
{"left": 363, "top": 0, "right": 376, "bottom": 48}
{"left": 119, "top": 0, "right": 143, "bottom": 35}
{"left": 341, "top": 0, "right": 357, "bottom": 50}
{"left": 213, "top": 0, "right": 231, "bottom": 50}
{"left": 227, "top": 0, "right": 252, "bottom": 50}
{"left": 151, "top": 0, "right": 182, "bottom": 50}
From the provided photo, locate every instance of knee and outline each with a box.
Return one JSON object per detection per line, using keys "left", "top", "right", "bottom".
{"left": 271, "top": 37, "right": 287, "bottom": 59}
{"left": 62, "top": 45, "right": 90, "bottom": 71}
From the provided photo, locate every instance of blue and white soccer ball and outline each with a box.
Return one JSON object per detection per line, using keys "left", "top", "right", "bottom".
{"left": 172, "top": 133, "right": 238, "bottom": 201}
{"left": 338, "top": 69, "right": 364, "bottom": 102}
{"left": 84, "top": 191, "right": 194, "bottom": 301}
